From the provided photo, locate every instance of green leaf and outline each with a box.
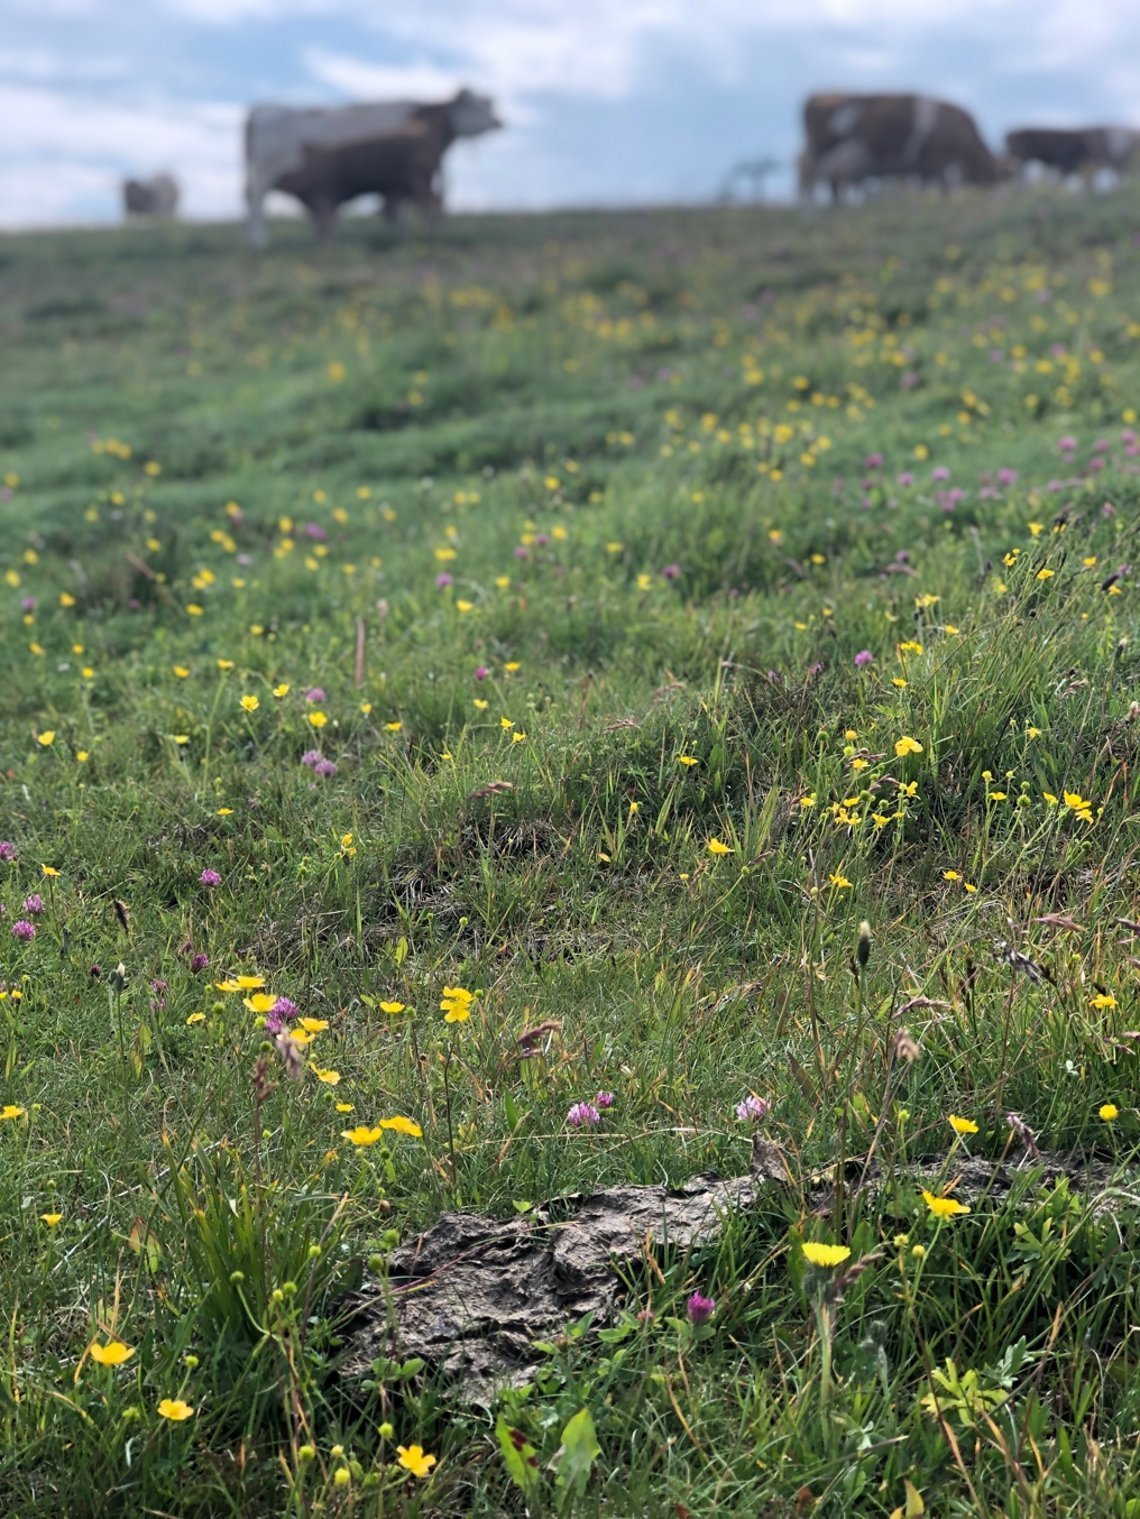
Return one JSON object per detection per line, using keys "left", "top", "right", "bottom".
{"left": 495, "top": 1416, "right": 540, "bottom": 1499}
{"left": 551, "top": 1406, "right": 601, "bottom": 1508}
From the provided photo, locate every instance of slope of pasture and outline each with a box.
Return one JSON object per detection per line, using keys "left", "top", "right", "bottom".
{"left": 1, "top": 192, "right": 1139, "bottom": 1516}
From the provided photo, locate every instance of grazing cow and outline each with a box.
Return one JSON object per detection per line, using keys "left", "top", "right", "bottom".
{"left": 799, "top": 92, "right": 1000, "bottom": 202}
{"left": 244, "top": 89, "right": 501, "bottom": 247}
{"left": 1005, "top": 126, "right": 1140, "bottom": 182}
{"left": 122, "top": 173, "right": 180, "bottom": 220}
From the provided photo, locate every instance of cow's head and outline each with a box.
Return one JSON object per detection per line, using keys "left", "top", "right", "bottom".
{"left": 449, "top": 89, "right": 502, "bottom": 139}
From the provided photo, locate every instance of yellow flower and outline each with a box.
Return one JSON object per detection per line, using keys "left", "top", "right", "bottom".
{"left": 1035, "top": 568, "right": 1054, "bottom": 581}
{"left": 922, "top": 1190, "right": 970, "bottom": 1219}
{"left": 243, "top": 993, "right": 277, "bottom": 1014}
{"left": 385, "top": 721, "right": 403, "bottom": 733}
{"left": 707, "top": 837, "right": 733, "bottom": 855}
{"left": 828, "top": 872, "right": 852, "bottom": 889}
{"left": 336, "top": 1101, "right": 354, "bottom": 1114}
{"left": 272, "top": 684, "right": 290, "bottom": 698}
{"left": 1090, "top": 993, "right": 1117, "bottom": 1010}
{"left": 1, "top": 1104, "right": 26, "bottom": 1120}
{"left": 185, "top": 1012, "right": 206, "bottom": 1026}
{"left": 342, "top": 1125, "right": 384, "bottom": 1146}
{"left": 801, "top": 1241, "right": 851, "bottom": 1267}
{"left": 943, "top": 870, "right": 960, "bottom": 881}
{"left": 312, "top": 1067, "right": 341, "bottom": 1085}
{"left": 76, "top": 751, "right": 90, "bottom": 763}
{"left": 89, "top": 1340, "right": 135, "bottom": 1366}
{"left": 441, "top": 990, "right": 472, "bottom": 1023}
{"left": 511, "top": 730, "right": 527, "bottom": 743}
{"left": 240, "top": 694, "right": 260, "bottom": 712}
{"left": 173, "top": 665, "right": 190, "bottom": 679}
{"left": 157, "top": 1398, "right": 194, "bottom": 1421}
{"left": 41, "top": 865, "right": 60, "bottom": 878}
{"left": 499, "top": 715, "right": 515, "bottom": 729}
{"left": 948, "top": 1115, "right": 978, "bottom": 1135}
{"left": 894, "top": 736, "right": 923, "bottom": 757}
{"left": 379, "top": 1116, "right": 423, "bottom": 1138}
{"left": 678, "top": 755, "right": 698, "bottom": 767}
{"left": 298, "top": 1018, "right": 328, "bottom": 1034}
{"left": 397, "top": 1445, "right": 437, "bottom": 1479}
{"left": 308, "top": 711, "right": 328, "bottom": 728}
{"left": 379, "top": 1000, "right": 407, "bottom": 1014}
{"left": 36, "top": 730, "right": 55, "bottom": 747}
{"left": 40, "top": 1212, "right": 63, "bottom": 1227}
{"left": 1099, "top": 1103, "right": 1120, "bottom": 1122}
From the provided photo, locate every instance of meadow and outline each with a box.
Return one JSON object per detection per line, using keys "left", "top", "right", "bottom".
{"left": 1, "top": 186, "right": 1139, "bottom": 1516}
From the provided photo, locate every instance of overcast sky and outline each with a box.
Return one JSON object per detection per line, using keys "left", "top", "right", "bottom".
{"left": 3, "top": 0, "right": 1140, "bottom": 228}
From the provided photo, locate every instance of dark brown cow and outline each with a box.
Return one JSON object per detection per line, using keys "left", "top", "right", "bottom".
{"left": 122, "top": 173, "right": 179, "bottom": 220}
{"left": 799, "top": 92, "right": 1000, "bottom": 201}
{"left": 1005, "top": 126, "right": 1140, "bottom": 181}
{"left": 245, "top": 89, "right": 501, "bottom": 246}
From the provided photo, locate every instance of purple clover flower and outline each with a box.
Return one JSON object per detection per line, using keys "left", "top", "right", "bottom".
{"left": 474, "top": 665, "right": 489, "bottom": 680}
{"left": 0, "top": 842, "right": 15, "bottom": 862}
{"left": 435, "top": 572, "right": 454, "bottom": 588}
{"left": 735, "top": 1095, "right": 770, "bottom": 1123}
{"left": 304, "top": 687, "right": 325, "bottom": 704}
{"left": 566, "top": 1101, "right": 601, "bottom": 1128}
{"left": 190, "top": 953, "right": 210, "bottom": 972}
{"left": 199, "top": 868, "right": 221, "bottom": 888}
{"left": 22, "top": 894, "right": 44, "bottom": 916}
{"left": 686, "top": 1292, "right": 716, "bottom": 1325}
{"left": 595, "top": 1090, "right": 616, "bottom": 1109}
{"left": 301, "top": 749, "right": 322, "bottom": 767}
{"left": 854, "top": 650, "right": 874, "bottom": 668}
{"left": 11, "top": 920, "right": 35, "bottom": 940}
{"left": 314, "top": 758, "right": 337, "bottom": 777}
{"left": 660, "top": 563, "right": 681, "bottom": 581}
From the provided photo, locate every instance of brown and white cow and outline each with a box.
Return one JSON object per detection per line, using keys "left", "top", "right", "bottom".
{"left": 1005, "top": 126, "right": 1140, "bottom": 182}
{"left": 244, "top": 89, "right": 501, "bottom": 247}
{"left": 799, "top": 92, "right": 1000, "bottom": 202}
{"left": 122, "top": 173, "right": 180, "bottom": 220}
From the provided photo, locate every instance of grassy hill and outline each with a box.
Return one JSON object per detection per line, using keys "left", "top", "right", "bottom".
{"left": 2, "top": 190, "right": 1139, "bottom": 1515}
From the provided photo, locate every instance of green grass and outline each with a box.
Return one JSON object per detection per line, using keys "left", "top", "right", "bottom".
{"left": 1, "top": 189, "right": 1140, "bottom": 1516}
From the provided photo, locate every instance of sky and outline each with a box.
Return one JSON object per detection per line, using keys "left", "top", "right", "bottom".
{"left": 3, "top": 0, "right": 1140, "bottom": 228}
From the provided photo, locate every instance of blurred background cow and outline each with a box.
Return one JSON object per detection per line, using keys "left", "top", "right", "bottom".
{"left": 798, "top": 92, "right": 1001, "bottom": 202}
{"left": 1005, "top": 125, "right": 1140, "bottom": 184}
{"left": 121, "top": 174, "right": 180, "bottom": 221}
{"left": 244, "top": 88, "right": 501, "bottom": 247}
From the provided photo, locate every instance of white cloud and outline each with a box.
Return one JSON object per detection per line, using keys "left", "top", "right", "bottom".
{"left": 303, "top": 49, "right": 463, "bottom": 102}
{"left": 0, "top": 83, "right": 242, "bottom": 224}
{"left": 0, "top": 46, "right": 129, "bottom": 82}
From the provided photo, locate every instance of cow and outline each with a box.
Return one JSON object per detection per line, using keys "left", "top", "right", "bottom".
{"left": 799, "top": 92, "right": 1000, "bottom": 202}
{"left": 122, "top": 173, "right": 180, "bottom": 220}
{"left": 244, "top": 89, "right": 501, "bottom": 247}
{"left": 1005, "top": 126, "right": 1140, "bottom": 183}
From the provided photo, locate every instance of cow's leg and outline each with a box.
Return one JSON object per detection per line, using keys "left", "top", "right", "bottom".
{"left": 246, "top": 179, "right": 268, "bottom": 249}
{"left": 311, "top": 198, "right": 339, "bottom": 242}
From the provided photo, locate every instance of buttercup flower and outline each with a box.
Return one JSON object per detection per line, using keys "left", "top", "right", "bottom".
{"left": 397, "top": 1445, "right": 437, "bottom": 1479}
